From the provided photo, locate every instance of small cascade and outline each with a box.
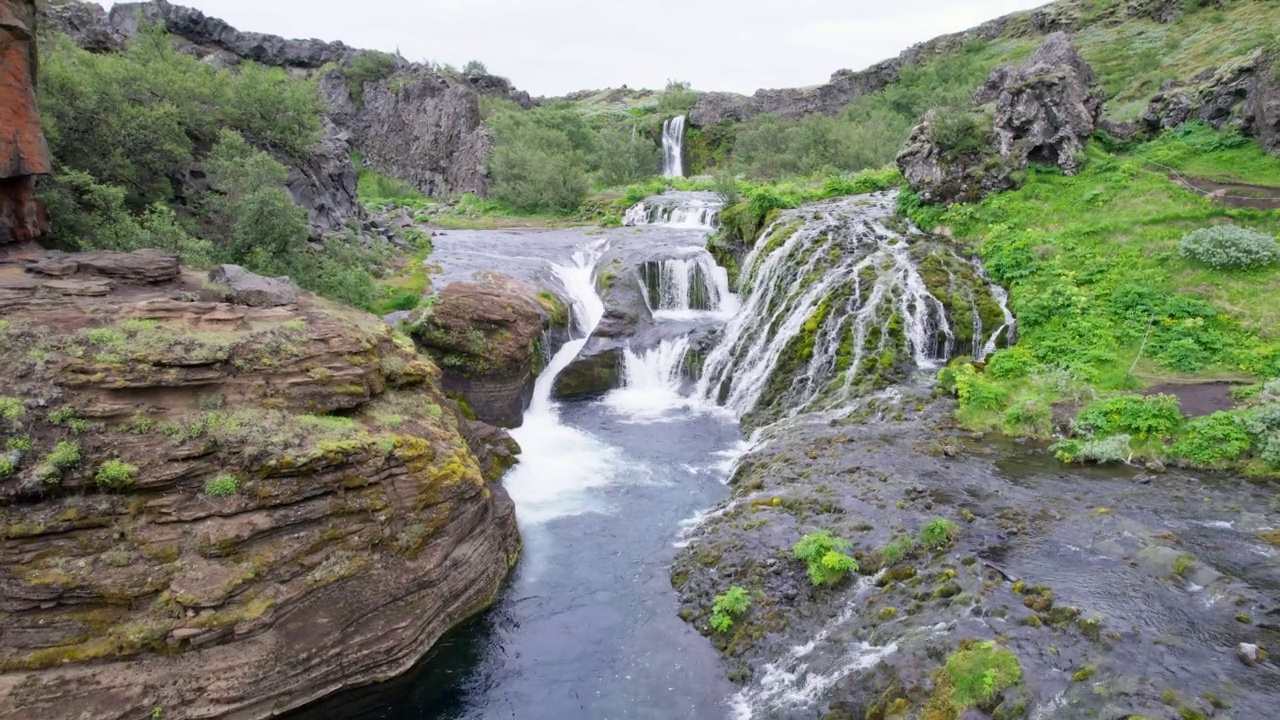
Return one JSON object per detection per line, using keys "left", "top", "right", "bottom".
{"left": 981, "top": 282, "right": 1017, "bottom": 361}
{"left": 604, "top": 338, "right": 693, "bottom": 421}
{"left": 662, "top": 115, "right": 686, "bottom": 178}
{"left": 638, "top": 250, "right": 739, "bottom": 321}
{"left": 698, "top": 192, "right": 1013, "bottom": 424}
{"left": 506, "top": 240, "right": 622, "bottom": 523}
{"left": 623, "top": 191, "right": 721, "bottom": 230}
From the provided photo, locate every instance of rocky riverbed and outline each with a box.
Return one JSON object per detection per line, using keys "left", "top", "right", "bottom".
{"left": 673, "top": 383, "right": 1280, "bottom": 719}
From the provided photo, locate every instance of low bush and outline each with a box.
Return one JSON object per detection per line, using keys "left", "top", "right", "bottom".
{"left": 1170, "top": 412, "right": 1251, "bottom": 466}
{"left": 1073, "top": 394, "right": 1183, "bottom": 440}
{"left": 1178, "top": 226, "right": 1280, "bottom": 270}
{"left": 793, "top": 531, "right": 859, "bottom": 586}
{"left": 1052, "top": 434, "right": 1133, "bottom": 464}
{"left": 941, "top": 641, "right": 1022, "bottom": 712}
{"left": 96, "top": 459, "right": 138, "bottom": 490}
{"left": 920, "top": 519, "right": 959, "bottom": 550}
{"left": 204, "top": 473, "right": 240, "bottom": 497}
{"left": 709, "top": 586, "right": 751, "bottom": 632}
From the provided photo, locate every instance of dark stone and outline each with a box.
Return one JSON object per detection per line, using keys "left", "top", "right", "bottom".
{"left": 208, "top": 264, "right": 298, "bottom": 307}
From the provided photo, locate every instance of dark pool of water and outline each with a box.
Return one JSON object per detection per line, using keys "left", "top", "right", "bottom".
{"left": 287, "top": 401, "right": 741, "bottom": 720}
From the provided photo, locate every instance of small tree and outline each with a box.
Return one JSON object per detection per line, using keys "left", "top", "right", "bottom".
{"left": 463, "top": 60, "right": 489, "bottom": 75}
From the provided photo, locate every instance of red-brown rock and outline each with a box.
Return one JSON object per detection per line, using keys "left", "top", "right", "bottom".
{"left": 0, "top": 0, "right": 51, "bottom": 245}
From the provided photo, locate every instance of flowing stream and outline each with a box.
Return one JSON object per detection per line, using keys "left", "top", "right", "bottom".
{"left": 287, "top": 191, "right": 1277, "bottom": 720}
{"left": 661, "top": 116, "right": 686, "bottom": 179}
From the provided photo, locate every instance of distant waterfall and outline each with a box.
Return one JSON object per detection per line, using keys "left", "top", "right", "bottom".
{"left": 623, "top": 190, "right": 721, "bottom": 230}
{"left": 662, "top": 116, "right": 686, "bottom": 179}
{"left": 697, "top": 191, "right": 1014, "bottom": 424}
{"left": 638, "top": 251, "right": 739, "bottom": 320}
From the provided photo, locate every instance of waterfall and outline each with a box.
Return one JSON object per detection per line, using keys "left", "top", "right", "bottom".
{"left": 605, "top": 337, "right": 704, "bottom": 421}
{"left": 697, "top": 192, "right": 1012, "bottom": 424}
{"left": 506, "top": 240, "right": 622, "bottom": 523}
{"left": 662, "top": 115, "right": 686, "bottom": 179}
{"left": 623, "top": 199, "right": 719, "bottom": 229}
{"left": 638, "top": 250, "right": 739, "bottom": 321}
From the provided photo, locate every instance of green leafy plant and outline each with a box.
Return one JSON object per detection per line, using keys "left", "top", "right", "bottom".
{"left": 203, "top": 473, "right": 239, "bottom": 497}
{"left": 793, "top": 531, "right": 859, "bottom": 586}
{"left": 0, "top": 396, "right": 26, "bottom": 423}
{"left": 920, "top": 519, "right": 960, "bottom": 550}
{"left": 48, "top": 406, "right": 90, "bottom": 435}
{"left": 942, "top": 641, "right": 1022, "bottom": 711}
{"left": 880, "top": 535, "right": 918, "bottom": 564}
{"left": 1171, "top": 412, "right": 1252, "bottom": 467}
{"left": 710, "top": 586, "right": 752, "bottom": 632}
{"left": 1052, "top": 435, "right": 1134, "bottom": 464}
{"left": 1178, "top": 225, "right": 1280, "bottom": 270}
{"left": 37, "top": 441, "right": 82, "bottom": 484}
{"left": 1073, "top": 394, "right": 1183, "bottom": 440}
{"left": 95, "top": 458, "right": 138, "bottom": 490}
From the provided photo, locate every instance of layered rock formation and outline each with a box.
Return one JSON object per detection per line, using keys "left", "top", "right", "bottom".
{"left": 898, "top": 33, "right": 1104, "bottom": 205}
{"left": 0, "top": 0, "right": 50, "bottom": 248}
{"left": 1142, "top": 49, "right": 1280, "bottom": 155}
{"left": 407, "top": 273, "right": 557, "bottom": 428}
{"left": 0, "top": 251, "right": 521, "bottom": 719}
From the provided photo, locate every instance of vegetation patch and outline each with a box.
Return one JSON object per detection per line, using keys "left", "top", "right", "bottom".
{"left": 793, "top": 531, "right": 859, "bottom": 586}
{"left": 710, "top": 586, "right": 752, "bottom": 632}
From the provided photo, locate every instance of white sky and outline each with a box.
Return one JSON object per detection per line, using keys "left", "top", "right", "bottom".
{"left": 94, "top": 1, "right": 1048, "bottom": 96}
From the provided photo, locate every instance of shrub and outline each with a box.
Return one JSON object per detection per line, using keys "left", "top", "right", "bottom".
{"left": 1073, "top": 394, "right": 1183, "bottom": 440}
{"left": 880, "top": 536, "right": 917, "bottom": 564}
{"left": 1178, "top": 226, "right": 1280, "bottom": 270}
{"left": 793, "top": 531, "right": 859, "bottom": 586}
{"left": 1052, "top": 434, "right": 1133, "bottom": 464}
{"left": 344, "top": 51, "right": 398, "bottom": 105}
{"left": 37, "top": 440, "right": 82, "bottom": 483}
{"left": 710, "top": 586, "right": 751, "bottom": 632}
{"left": 488, "top": 111, "right": 589, "bottom": 214}
{"left": 657, "top": 79, "right": 698, "bottom": 115}
{"left": 942, "top": 641, "right": 1022, "bottom": 711}
{"left": 204, "top": 473, "right": 240, "bottom": 497}
{"left": 0, "top": 396, "right": 25, "bottom": 423}
{"left": 929, "top": 107, "right": 993, "bottom": 160}
{"left": 984, "top": 347, "right": 1039, "bottom": 380}
{"left": 920, "top": 519, "right": 959, "bottom": 550}
{"left": 96, "top": 459, "right": 138, "bottom": 490}
{"left": 47, "top": 407, "right": 90, "bottom": 435}
{"left": 1171, "top": 412, "right": 1251, "bottom": 467}
{"left": 462, "top": 60, "right": 488, "bottom": 75}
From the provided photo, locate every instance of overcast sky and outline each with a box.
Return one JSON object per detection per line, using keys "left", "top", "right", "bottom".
{"left": 95, "top": 0, "right": 1048, "bottom": 96}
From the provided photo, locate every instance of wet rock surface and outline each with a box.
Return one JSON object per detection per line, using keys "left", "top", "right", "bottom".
{"left": 673, "top": 387, "right": 1280, "bottom": 719}
{"left": 0, "top": 249, "right": 520, "bottom": 720}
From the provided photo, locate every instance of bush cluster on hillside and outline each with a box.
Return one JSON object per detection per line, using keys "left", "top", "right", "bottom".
{"left": 37, "top": 25, "right": 384, "bottom": 310}
{"left": 1178, "top": 226, "right": 1280, "bottom": 269}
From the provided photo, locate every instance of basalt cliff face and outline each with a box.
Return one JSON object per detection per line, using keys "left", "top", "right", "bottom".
{"left": 0, "top": 250, "right": 521, "bottom": 719}
{"left": 0, "top": 0, "right": 50, "bottom": 249}
{"left": 38, "top": 0, "right": 531, "bottom": 233}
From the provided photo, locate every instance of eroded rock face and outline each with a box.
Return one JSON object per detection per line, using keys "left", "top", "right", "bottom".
{"left": 408, "top": 274, "right": 554, "bottom": 428}
{"left": 1143, "top": 50, "right": 1280, "bottom": 156}
{"left": 0, "top": 0, "right": 50, "bottom": 248}
{"left": 321, "top": 69, "right": 492, "bottom": 197}
{"left": 0, "top": 250, "right": 520, "bottom": 720}
{"left": 208, "top": 264, "right": 298, "bottom": 308}
{"left": 898, "top": 33, "right": 1103, "bottom": 205}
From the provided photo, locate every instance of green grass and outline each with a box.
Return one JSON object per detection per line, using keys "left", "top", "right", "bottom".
{"left": 1135, "top": 122, "right": 1280, "bottom": 188}
{"left": 934, "top": 641, "right": 1022, "bottom": 712}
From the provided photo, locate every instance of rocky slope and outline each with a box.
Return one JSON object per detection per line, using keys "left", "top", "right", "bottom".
{"left": 38, "top": 0, "right": 532, "bottom": 234}
{"left": 0, "top": 248, "right": 521, "bottom": 719}
{"left": 0, "top": 0, "right": 50, "bottom": 248}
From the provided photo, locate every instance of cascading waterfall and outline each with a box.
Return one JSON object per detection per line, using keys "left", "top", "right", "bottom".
{"left": 604, "top": 337, "right": 698, "bottom": 420}
{"left": 623, "top": 197, "right": 720, "bottom": 229}
{"left": 697, "top": 192, "right": 1013, "bottom": 424}
{"left": 638, "top": 250, "right": 739, "bottom": 321}
{"left": 662, "top": 115, "right": 686, "bottom": 178}
{"left": 506, "top": 240, "right": 622, "bottom": 524}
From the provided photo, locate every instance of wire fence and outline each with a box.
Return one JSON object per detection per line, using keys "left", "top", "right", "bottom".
{"left": 1130, "top": 152, "right": 1280, "bottom": 205}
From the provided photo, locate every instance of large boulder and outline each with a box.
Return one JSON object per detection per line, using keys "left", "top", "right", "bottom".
{"left": 990, "top": 32, "right": 1105, "bottom": 175}
{"left": 408, "top": 275, "right": 553, "bottom": 428}
{"left": 0, "top": 0, "right": 50, "bottom": 248}
{"left": 0, "top": 248, "right": 520, "bottom": 720}
{"left": 898, "top": 33, "right": 1104, "bottom": 205}
{"left": 208, "top": 264, "right": 299, "bottom": 307}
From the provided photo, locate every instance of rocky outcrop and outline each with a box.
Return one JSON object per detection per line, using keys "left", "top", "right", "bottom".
{"left": 898, "top": 33, "right": 1103, "bottom": 205}
{"left": 320, "top": 69, "right": 493, "bottom": 198}
{"left": 554, "top": 254, "right": 655, "bottom": 399}
{"left": 208, "top": 264, "right": 298, "bottom": 307}
{"left": 408, "top": 273, "right": 558, "bottom": 428}
{"left": 1142, "top": 49, "right": 1280, "bottom": 155}
{"left": 0, "top": 0, "right": 50, "bottom": 248}
{"left": 0, "top": 250, "right": 520, "bottom": 720}
{"left": 688, "top": 15, "right": 1012, "bottom": 127}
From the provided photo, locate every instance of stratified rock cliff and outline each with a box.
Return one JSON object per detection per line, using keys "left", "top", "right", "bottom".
{"left": 0, "top": 252, "right": 521, "bottom": 719}
{"left": 0, "top": 0, "right": 50, "bottom": 248}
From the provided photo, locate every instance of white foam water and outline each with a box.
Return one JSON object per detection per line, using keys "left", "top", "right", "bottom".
{"left": 662, "top": 115, "right": 686, "bottom": 178}
{"left": 505, "top": 240, "right": 625, "bottom": 525}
